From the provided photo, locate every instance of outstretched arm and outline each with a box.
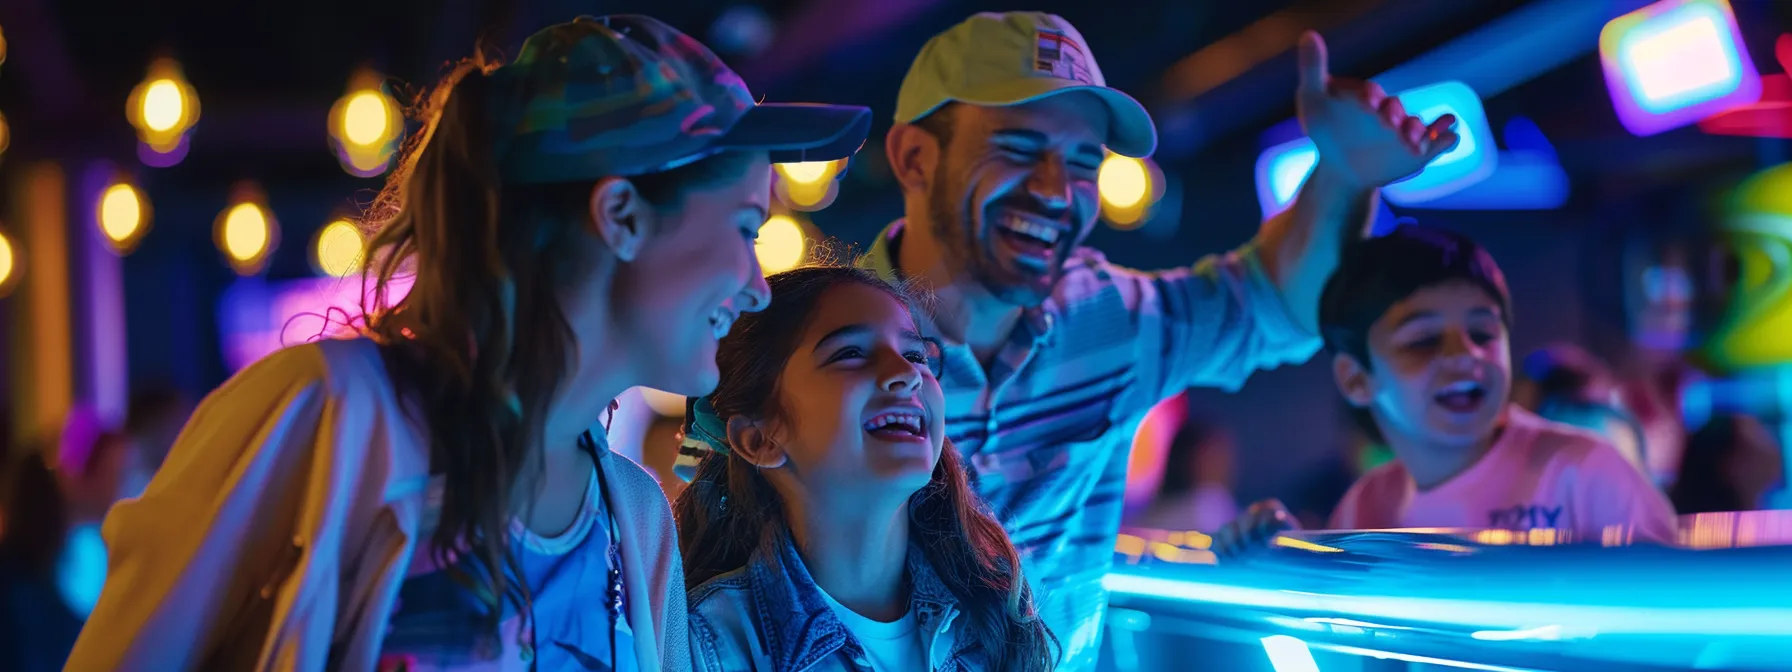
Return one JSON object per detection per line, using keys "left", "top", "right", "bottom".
{"left": 1259, "top": 31, "right": 1460, "bottom": 334}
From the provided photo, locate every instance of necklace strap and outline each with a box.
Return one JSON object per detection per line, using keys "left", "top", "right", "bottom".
{"left": 580, "top": 430, "right": 627, "bottom": 662}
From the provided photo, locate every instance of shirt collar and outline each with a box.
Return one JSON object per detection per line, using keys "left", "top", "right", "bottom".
{"left": 745, "top": 525, "right": 966, "bottom": 670}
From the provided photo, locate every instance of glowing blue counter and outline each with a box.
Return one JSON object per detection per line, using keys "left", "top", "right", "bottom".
{"left": 1102, "top": 512, "right": 1792, "bottom": 671}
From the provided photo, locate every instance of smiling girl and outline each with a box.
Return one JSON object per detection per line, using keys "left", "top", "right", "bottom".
{"left": 674, "top": 266, "right": 1057, "bottom": 671}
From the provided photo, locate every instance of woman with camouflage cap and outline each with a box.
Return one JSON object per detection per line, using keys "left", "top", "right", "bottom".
{"left": 67, "top": 15, "right": 870, "bottom": 672}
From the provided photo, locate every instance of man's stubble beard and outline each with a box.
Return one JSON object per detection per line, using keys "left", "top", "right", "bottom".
{"left": 925, "top": 168, "right": 1044, "bottom": 307}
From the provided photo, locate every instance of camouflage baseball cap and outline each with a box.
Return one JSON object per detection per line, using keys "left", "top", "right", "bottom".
{"left": 489, "top": 15, "right": 873, "bottom": 184}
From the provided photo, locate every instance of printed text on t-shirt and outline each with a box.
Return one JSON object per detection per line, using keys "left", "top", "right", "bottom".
{"left": 1487, "top": 504, "right": 1563, "bottom": 529}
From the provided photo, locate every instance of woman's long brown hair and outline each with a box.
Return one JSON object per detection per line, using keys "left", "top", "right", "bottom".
{"left": 673, "top": 265, "right": 1058, "bottom": 671}
{"left": 360, "top": 55, "right": 755, "bottom": 643}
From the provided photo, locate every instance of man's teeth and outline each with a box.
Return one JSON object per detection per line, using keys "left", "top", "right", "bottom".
{"left": 863, "top": 412, "right": 924, "bottom": 435}
{"left": 998, "top": 215, "right": 1062, "bottom": 244}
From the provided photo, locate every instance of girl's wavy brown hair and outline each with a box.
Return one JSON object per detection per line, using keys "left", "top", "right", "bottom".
{"left": 673, "top": 264, "right": 1058, "bottom": 671}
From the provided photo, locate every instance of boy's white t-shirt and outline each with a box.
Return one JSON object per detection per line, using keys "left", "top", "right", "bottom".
{"left": 1330, "top": 406, "right": 1678, "bottom": 542}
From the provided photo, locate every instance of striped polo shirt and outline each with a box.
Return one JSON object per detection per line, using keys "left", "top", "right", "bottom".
{"left": 859, "top": 220, "right": 1321, "bottom": 670}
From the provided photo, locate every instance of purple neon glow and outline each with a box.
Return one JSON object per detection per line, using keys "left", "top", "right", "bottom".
{"left": 218, "top": 274, "right": 414, "bottom": 371}
{"left": 1599, "top": 0, "right": 1761, "bottom": 137}
{"left": 79, "top": 162, "right": 129, "bottom": 425}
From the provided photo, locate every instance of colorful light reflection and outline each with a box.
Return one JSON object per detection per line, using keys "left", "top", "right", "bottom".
{"left": 1254, "top": 80, "right": 1496, "bottom": 215}
{"left": 1253, "top": 138, "right": 1317, "bottom": 219}
{"left": 219, "top": 274, "right": 414, "bottom": 372}
{"left": 1380, "top": 81, "right": 1497, "bottom": 206}
{"left": 1600, "top": 0, "right": 1761, "bottom": 136}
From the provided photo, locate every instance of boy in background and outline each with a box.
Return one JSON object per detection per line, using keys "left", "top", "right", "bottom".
{"left": 1218, "top": 225, "right": 1676, "bottom": 552}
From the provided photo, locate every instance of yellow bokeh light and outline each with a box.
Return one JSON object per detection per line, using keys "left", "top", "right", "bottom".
{"left": 99, "top": 183, "right": 145, "bottom": 247}
{"left": 783, "top": 180, "right": 834, "bottom": 209}
{"left": 127, "top": 60, "right": 199, "bottom": 157}
{"left": 141, "top": 79, "right": 185, "bottom": 133}
{"left": 0, "top": 111, "right": 9, "bottom": 155}
{"left": 757, "top": 215, "right": 806, "bottom": 274}
{"left": 778, "top": 161, "right": 834, "bottom": 185}
{"left": 342, "top": 91, "right": 391, "bottom": 146}
{"left": 330, "top": 73, "right": 402, "bottom": 178}
{"left": 313, "top": 219, "right": 364, "bottom": 277}
{"left": 0, "top": 232, "right": 14, "bottom": 289}
{"left": 222, "top": 203, "right": 271, "bottom": 264}
{"left": 344, "top": 146, "right": 394, "bottom": 174}
{"left": 1099, "top": 155, "right": 1150, "bottom": 209}
{"left": 1105, "top": 202, "right": 1148, "bottom": 229}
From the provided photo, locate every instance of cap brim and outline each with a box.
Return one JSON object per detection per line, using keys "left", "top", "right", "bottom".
{"left": 710, "top": 103, "right": 874, "bottom": 164}
{"left": 946, "top": 79, "right": 1157, "bottom": 158}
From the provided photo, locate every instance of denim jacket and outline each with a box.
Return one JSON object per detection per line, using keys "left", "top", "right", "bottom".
{"left": 687, "top": 530, "right": 988, "bottom": 671}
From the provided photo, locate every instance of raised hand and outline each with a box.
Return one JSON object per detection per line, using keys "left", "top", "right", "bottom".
{"left": 1296, "top": 31, "right": 1460, "bottom": 190}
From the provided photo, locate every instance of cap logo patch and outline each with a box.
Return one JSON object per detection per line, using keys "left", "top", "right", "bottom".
{"left": 1034, "top": 28, "right": 1093, "bottom": 84}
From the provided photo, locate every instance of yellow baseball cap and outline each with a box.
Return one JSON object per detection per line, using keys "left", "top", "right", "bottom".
{"left": 895, "top": 12, "right": 1157, "bottom": 158}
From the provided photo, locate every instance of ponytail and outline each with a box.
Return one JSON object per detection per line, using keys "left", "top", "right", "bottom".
{"left": 365, "top": 57, "right": 572, "bottom": 642}
{"left": 363, "top": 53, "right": 770, "bottom": 651}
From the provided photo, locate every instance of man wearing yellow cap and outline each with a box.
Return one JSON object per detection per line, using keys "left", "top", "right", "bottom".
{"left": 858, "top": 12, "right": 1459, "bottom": 668}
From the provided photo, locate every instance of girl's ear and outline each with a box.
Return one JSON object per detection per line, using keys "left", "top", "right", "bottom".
{"left": 726, "top": 415, "right": 788, "bottom": 469}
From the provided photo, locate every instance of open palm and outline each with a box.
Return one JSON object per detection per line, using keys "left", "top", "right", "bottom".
{"left": 1296, "top": 31, "right": 1460, "bottom": 190}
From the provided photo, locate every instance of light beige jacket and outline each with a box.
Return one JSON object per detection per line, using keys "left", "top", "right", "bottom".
{"left": 64, "top": 338, "right": 690, "bottom": 671}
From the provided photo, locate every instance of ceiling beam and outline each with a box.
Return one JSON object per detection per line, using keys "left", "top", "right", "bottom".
{"left": 1369, "top": 0, "right": 1655, "bottom": 96}
{"left": 1156, "top": 0, "right": 1390, "bottom": 104}
{"left": 1149, "top": 0, "right": 1506, "bottom": 160}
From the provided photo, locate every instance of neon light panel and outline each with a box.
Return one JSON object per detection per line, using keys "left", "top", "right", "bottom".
{"left": 1600, "top": 0, "right": 1760, "bottom": 136}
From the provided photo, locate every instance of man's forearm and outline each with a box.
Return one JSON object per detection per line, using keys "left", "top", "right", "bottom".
{"left": 1255, "top": 162, "right": 1378, "bottom": 335}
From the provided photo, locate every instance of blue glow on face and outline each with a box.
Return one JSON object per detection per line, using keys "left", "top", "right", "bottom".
{"left": 1617, "top": 3, "right": 1743, "bottom": 114}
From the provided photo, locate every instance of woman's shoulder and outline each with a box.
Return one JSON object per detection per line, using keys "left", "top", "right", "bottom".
{"left": 187, "top": 338, "right": 419, "bottom": 475}
{"left": 218, "top": 337, "right": 388, "bottom": 405}
{"left": 596, "top": 447, "right": 676, "bottom": 524}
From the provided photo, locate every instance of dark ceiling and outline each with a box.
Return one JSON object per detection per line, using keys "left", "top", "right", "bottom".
{"left": 1, "top": 0, "right": 1312, "bottom": 160}
{"left": 1, "top": 0, "right": 1788, "bottom": 250}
